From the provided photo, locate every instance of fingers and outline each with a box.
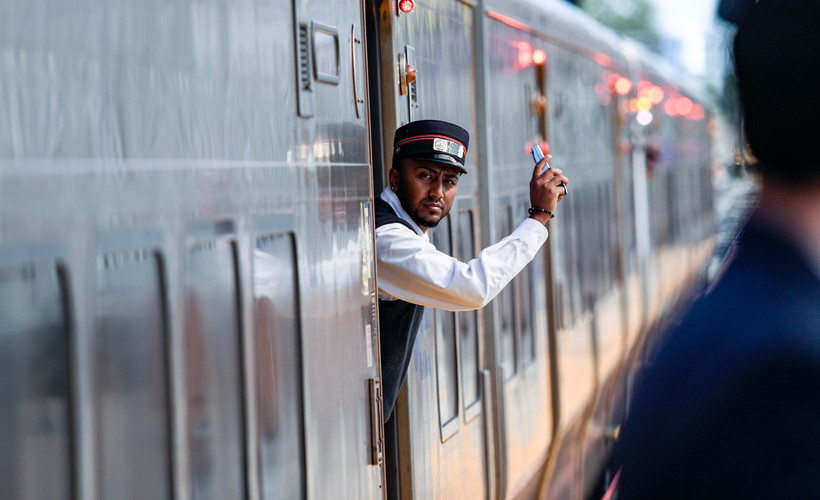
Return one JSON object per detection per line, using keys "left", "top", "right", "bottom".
{"left": 529, "top": 160, "right": 570, "bottom": 213}
{"left": 552, "top": 173, "right": 569, "bottom": 187}
{"left": 543, "top": 169, "right": 569, "bottom": 198}
{"left": 531, "top": 154, "right": 553, "bottom": 180}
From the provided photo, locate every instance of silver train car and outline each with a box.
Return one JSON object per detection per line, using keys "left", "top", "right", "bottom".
{"left": 0, "top": 0, "right": 715, "bottom": 499}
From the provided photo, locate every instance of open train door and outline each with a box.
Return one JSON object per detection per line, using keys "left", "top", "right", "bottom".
{"left": 366, "top": 0, "right": 494, "bottom": 498}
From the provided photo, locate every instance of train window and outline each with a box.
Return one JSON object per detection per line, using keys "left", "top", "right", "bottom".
{"left": 572, "top": 191, "right": 583, "bottom": 316}
{"left": 584, "top": 187, "right": 597, "bottom": 309}
{"left": 496, "top": 205, "right": 517, "bottom": 380}
{"left": 184, "top": 232, "right": 245, "bottom": 499}
{"left": 606, "top": 186, "right": 617, "bottom": 288}
{"left": 565, "top": 189, "right": 581, "bottom": 322}
{"left": 518, "top": 262, "right": 536, "bottom": 365}
{"left": 94, "top": 247, "right": 171, "bottom": 499}
{"left": 601, "top": 188, "right": 608, "bottom": 285}
{"left": 0, "top": 260, "right": 72, "bottom": 500}
{"left": 455, "top": 209, "right": 481, "bottom": 410}
{"left": 430, "top": 220, "right": 459, "bottom": 429}
{"left": 253, "top": 232, "right": 306, "bottom": 499}
{"left": 517, "top": 203, "right": 536, "bottom": 365}
{"left": 596, "top": 184, "right": 607, "bottom": 294}
{"left": 551, "top": 198, "right": 570, "bottom": 328}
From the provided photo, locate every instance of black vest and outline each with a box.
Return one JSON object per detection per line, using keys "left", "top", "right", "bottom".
{"left": 374, "top": 197, "right": 426, "bottom": 421}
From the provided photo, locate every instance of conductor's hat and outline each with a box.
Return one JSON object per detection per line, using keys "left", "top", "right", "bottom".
{"left": 393, "top": 120, "right": 470, "bottom": 174}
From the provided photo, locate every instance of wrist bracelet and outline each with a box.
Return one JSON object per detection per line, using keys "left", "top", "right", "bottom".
{"left": 528, "top": 207, "right": 555, "bottom": 219}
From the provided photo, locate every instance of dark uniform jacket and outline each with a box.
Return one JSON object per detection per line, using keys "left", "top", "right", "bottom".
{"left": 374, "top": 197, "right": 425, "bottom": 421}
{"left": 619, "top": 219, "right": 820, "bottom": 498}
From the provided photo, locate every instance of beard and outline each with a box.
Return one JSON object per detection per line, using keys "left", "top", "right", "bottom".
{"left": 396, "top": 181, "right": 447, "bottom": 228}
{"left": 415, "top": 214, "right": 440, "bottom": 228}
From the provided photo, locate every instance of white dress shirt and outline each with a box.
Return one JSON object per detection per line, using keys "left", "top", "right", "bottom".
{"left": 376, "top": 186, "right": 549, "bottom": 311}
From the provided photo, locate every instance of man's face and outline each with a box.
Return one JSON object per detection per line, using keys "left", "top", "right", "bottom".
{"left": 390, "top": 159, "right": 461, "bottom": 231}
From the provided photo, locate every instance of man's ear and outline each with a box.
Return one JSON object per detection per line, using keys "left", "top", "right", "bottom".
{"left": 388, "top": 167, "right": 399, "bottom": 192}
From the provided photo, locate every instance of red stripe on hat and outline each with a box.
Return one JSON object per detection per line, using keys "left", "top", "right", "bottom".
{"left": 394, "top": 134, "right": 467, "bottom": 151}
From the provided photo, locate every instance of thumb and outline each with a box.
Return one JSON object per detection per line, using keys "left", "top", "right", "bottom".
{"left": 531, "top": 154, "right": 552, "bottom": 179}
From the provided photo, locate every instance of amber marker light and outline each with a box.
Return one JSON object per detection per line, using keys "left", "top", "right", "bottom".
{"left": 405, "top": 64, "right": 417, "bottom": 85}
{"left": 533, "top": 49, "right": 547, "bottom": 65}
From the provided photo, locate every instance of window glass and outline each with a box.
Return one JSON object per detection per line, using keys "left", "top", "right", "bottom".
{"left": 185, "top": 235, "right": 245, "bottom": 500}
{"left": 518, "top": 263, "right": 535, "bottom": 364}
{"left": 94, "top": 248, "right": 171, "bottom": 499}
{"left": 0, "top": 261, "right": 71, "bottom": 500}
{"left": 580, "top": 188, "right": 594, "bottom": 311}
{"left": 455, "top": 209, "right": 480, "bottom": 408}
{"left": 430, "top": 219, "right": 458, "bottom": 426}
{"left": 496, "top": 205, "right": 517, "bottom": 379}
{"left": 253, "top": 232, "right": 306, "bottom": 500}
{"left": 516, "top": 205, "right": 536, "bottom": 364}
{"left": 566, "top": 191, "right": 582, "bottom": 321}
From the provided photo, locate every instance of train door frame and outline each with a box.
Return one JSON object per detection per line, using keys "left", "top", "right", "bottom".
{"left": 367, "top": 0, "right": 401, "bottom": 188}
{"left": 366, "top": 1, "right": 492, "bottom": 498}
{"left": 364, "top": 2, "right": 405, "bottom": 498}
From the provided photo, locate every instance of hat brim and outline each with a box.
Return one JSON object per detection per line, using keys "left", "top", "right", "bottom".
{"left": 411, "top": 153, "right": 469, "bottom": 174}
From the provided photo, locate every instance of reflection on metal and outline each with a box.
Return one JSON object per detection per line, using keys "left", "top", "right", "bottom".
{"left": 360, "top": 201, "right": 373, "bottom": 297}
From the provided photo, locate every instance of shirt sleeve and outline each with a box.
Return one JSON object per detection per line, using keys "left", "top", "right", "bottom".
{"left": 375, "top": 217, "right": 548, "bottom": 311}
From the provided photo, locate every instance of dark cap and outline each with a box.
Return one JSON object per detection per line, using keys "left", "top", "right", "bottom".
{"left": 393, "top": 119, "right": 470, "bottom": 174}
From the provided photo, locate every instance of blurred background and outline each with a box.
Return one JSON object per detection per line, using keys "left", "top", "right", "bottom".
{"left": 574, "top": 0, "right": 739, "bottom": 166}
{"left": 570, "top": 0, "right": 754, "bottom": 259}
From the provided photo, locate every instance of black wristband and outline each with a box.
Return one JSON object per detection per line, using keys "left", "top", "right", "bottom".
{"left": 528, "top": 207, "right": 555, "bottom": 219}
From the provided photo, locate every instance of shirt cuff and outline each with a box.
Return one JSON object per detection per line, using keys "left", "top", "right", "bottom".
{"left": 515, "top": 217, "right": 550, "bottom": 248}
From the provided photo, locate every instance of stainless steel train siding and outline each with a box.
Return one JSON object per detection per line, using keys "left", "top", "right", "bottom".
{"left": 1, "top": 0, "right": 715, "bottom": 499}
{"left": 1, "top": 0, "right": 380, "bottom": 499}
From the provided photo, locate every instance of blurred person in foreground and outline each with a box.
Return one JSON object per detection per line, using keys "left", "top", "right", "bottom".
{"left": 618, "top": 0, "right": 820, "bottom": 497}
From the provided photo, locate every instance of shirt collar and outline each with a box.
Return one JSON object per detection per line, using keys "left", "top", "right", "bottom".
{"left": 379, "top": 186, "right": 428, "bottom": 240}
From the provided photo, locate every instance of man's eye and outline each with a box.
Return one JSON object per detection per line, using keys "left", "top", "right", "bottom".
{"left": 445, "top": 179, "right": 456, "bottom": 186}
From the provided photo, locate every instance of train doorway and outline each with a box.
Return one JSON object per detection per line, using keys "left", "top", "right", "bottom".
{"left": 364, "top": 1, "right": 492, "bottom": 499}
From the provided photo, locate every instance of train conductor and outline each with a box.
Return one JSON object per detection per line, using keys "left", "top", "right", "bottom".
{"left": 374, "top": 119, "right": 569, "bottom": 422}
